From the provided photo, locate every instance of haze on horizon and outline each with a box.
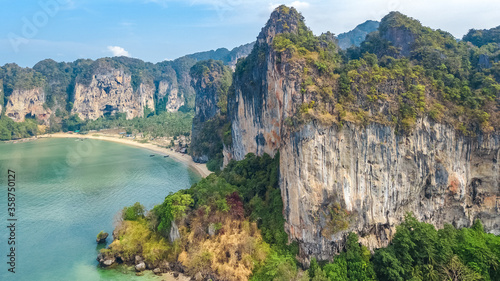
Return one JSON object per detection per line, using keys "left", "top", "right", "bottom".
{"left": 1, "top": 0, "right": 499, "bottom": 68}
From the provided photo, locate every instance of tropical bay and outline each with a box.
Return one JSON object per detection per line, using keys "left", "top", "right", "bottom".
{"left": 0, "top": 138, "right": 200, "bottom": 280}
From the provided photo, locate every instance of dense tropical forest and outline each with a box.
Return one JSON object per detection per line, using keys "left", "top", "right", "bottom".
{"left": 0, "top": 111, "right": 194, "bottom": 141}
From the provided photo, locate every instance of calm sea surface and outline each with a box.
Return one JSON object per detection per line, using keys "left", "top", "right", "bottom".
{"left": 0, "top": 138, "right": 200, "bottom": 280}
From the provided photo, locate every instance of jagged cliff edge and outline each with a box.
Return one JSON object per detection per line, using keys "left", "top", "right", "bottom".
{"left": 223, "top": 6, "right": 499, "bottom": 262}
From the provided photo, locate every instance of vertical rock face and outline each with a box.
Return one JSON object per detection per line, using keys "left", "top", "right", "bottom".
{"left": 191, "top": 63, "right": 226, "bottom": 123}
{"left": 281, "top": 119, "right": 499, "bottom": 261}
{"left": 72, "top": 69, "right": 155, "bottom": 120}
{"left": 226, "top": 6, "right": 305, "bottom": 163}
{"left": 2, "top": 47, "right": 254, "bottom": 125}
{"left": 191, "top": 60, "right": 232, "bottom": 163}
{"left": 225, "top": 6, "right": 500, "bottom": 263}
{"left": 158, "top": 80, "right": 184, "bottom": 112}
{"left": 378, "top": 12, "right": 418, "bottom": 57}
{"left": 4, "top": 88, "right": 51, "bottom": 122}
{"left": 226, "top": 42, "right": 256, "bottom": 70}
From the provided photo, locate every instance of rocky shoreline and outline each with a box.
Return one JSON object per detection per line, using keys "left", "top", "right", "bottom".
{"left": 97, "top": 252, "right": 186, "bottom": 277}
{"left": 96, "top": 228, "right": 189, "bottom": 279}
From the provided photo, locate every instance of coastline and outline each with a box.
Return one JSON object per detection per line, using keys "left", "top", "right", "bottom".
{"left": 37, "top": 133, "right": 212, "bottom": 178}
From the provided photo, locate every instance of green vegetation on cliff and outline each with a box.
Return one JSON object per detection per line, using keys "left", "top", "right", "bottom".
{"left": 308, "top": 215, "right": 500, "bottom": 281}
{"left": 102, "top": 152, "right": 500, "bottom": 281}
{"left": 463, "top": 25, "right": 500, "bottom": 48}
{"left": 0, "top": 63, "right": 45, "bottom": 98}
{"left": 190, "top": 60, "right": 233, "bottom": 170}
{"left": 33, "top": 59, "right": 74, "bottom": 110}
{"left": 266, "top": 9, "right": 499, "bottom": 135}
{"left": 101, "top": 153, "right": 299, "bottom": 280}
{"left": 0, "top": 115, "right": 39, "bottom": 140}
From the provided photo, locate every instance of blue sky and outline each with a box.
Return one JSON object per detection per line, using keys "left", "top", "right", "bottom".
{"left": 1, "top": 0, "right": 499, "bottom": 67}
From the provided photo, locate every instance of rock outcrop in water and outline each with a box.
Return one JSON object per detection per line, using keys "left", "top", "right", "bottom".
{"left": 224, "top": 6, "right": 500, "bottom": 262}
{"left": 96, "top": 231, "right": 109, "bottom": 243}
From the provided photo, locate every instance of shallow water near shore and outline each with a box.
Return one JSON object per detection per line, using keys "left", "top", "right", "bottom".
{"left": 0, "top": 138, "right": 200, "bottom": 280}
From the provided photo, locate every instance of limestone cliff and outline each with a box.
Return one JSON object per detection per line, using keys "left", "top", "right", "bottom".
{"left": 4, "top": 87, "right": 51, "bottom": 122}
{"left": 281, "top": 119, "right": 499, "bottom": 261}
{"left": 224, "top": 6, "right": 500, "bottom": 262}
{"left": 1, "top": 46, "right": 253, "bottom": 125}
{"left": 158, "top": 80, "right": 184, "bottom": 112}
{"left": 186, "top": 42, "right": 255, "bottom": 70}
{"left": 226, "top": 6, "right": 306, "bottom": 164}
{"left": 190, "top": 60, "right": 232, "bottom": 164}
{"left": 72, "top": 68, "right": 155, "bottom": 120}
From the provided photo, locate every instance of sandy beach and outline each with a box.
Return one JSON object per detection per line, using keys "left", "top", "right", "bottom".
{"left": 38, "top": 132, "right": 212, "bottom": 178}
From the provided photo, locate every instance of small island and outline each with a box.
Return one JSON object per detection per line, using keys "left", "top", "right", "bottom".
{"left": 96, "top": 231, "right": 109, "bottom": 244}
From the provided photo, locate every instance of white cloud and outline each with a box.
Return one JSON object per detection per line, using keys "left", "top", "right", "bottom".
{"left": 107, "top": 46, "right": 130, "bottom": 57}
{"left": 268, "top": 1, "right": 310, "bottom": 12}
{"left": 106, "top": 0, "right": 500, "bottom": 38}
{"left": 290, "top": 1, "right": 310, "bottom": 9}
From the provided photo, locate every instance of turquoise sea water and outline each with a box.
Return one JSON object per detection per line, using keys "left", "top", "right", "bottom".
{"left": 0, "top": 138, "right": 200, "bottom": 280}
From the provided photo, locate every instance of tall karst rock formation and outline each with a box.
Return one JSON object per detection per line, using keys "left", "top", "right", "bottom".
{"left": 225, "top": 6, "right": 499, "bottom": 262}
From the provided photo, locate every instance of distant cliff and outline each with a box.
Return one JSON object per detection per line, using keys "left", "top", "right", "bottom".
{"left": 72, "top": 68, "right": 155, "bottom": 120}
{"left": 0, "top": 43, "right": 253, "bottom": 127}
{"left": 4, "top": 87, "right": 51, "bottom": 122}
{"left": 337, "top": 20, "right": 379, "bottom": 49}
{"left": 186, "top": 42, "right": 255, "bottom": 70}
{"left": 223, "top": 6, "right": 500, "bottom": 263}
{"left": 463, "top": 25, "right": 500, "bottom": 48}
{"left": 190, "top": 60, "right": 232, "bottom": 166}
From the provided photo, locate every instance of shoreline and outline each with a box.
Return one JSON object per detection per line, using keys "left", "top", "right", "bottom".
{"left": 36, "top": 133, "right": 212, "bottom": 178}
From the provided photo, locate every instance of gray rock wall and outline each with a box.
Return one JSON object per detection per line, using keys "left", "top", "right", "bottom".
{"left": 72, "top": 69, "right": 155, "bottom": 120}
{"left": 280, "top": 119, "right": 499, "bottom": 261}
{"left": 5, "top": 87, "right": 51, "bottom": 122}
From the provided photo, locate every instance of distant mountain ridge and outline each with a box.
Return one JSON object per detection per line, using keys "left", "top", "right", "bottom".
{"left": 0, "top": 42, "right": 254, "bottom": 129}
{"left": 185, "top": 42, "right": 255, "bottom": 69}
{"left": 463, "top": 25, "right": 500, "bottom": 47}
{"left": 337, "top": 20, "right": 380, "bottom": 49}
